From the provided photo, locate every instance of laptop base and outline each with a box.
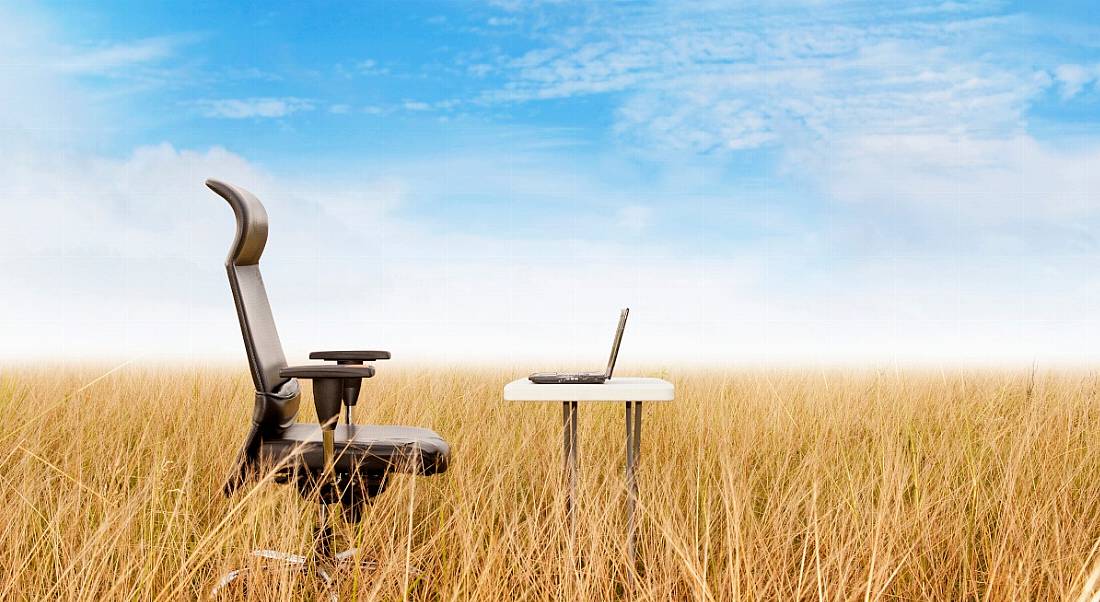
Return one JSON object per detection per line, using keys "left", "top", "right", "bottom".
{"left": 528, "top": 372, "right": 607, "bottom": 384}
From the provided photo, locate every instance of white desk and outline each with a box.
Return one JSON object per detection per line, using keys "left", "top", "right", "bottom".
{"left": 503, "top": 377, "right": 674, "bottom": 402}
{"left": 503, "top": 377, "right": 674, "bottom": 568}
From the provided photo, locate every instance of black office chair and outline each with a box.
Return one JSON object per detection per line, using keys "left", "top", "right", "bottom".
{"left": 206, "top": 179, "right": 450, "bottom": 597}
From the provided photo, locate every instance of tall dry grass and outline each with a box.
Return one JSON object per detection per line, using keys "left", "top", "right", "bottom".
{"left": 0, "top": 365, "right": 1099, "bottom": 600}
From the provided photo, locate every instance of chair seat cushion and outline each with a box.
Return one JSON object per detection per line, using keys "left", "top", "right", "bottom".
{"left": 260, "top": 424, "right": 449, "bottom": 476}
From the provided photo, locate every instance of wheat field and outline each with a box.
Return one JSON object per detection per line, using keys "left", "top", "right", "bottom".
{"left": 0, "top": 365, "right": 1099, "bottom": 601}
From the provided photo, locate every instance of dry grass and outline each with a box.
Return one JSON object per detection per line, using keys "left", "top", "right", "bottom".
{"left": 1, "top": 364, "right": 1100, "bottom": 600}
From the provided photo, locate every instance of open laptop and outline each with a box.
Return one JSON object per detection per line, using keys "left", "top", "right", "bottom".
{"left": 529, "top": 308, "right": 629, "bottom": 384}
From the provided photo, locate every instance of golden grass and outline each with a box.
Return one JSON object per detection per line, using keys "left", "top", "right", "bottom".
{"left": 1, "top": 365, "right": 1100, "bottom": 600}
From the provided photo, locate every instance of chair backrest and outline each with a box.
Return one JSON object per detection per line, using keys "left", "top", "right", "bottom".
{"left": 206, "top": 179, "right": 299, "bottom": 434}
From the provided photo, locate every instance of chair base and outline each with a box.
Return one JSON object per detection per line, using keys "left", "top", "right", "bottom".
{"left": 210, "top": 547, "right": 377, "bottom": 601}
{"left": 211, "top": 498, "right": 371, "bottom": 600}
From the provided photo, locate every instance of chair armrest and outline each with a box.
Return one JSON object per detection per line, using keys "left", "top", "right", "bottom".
{"left": 281, "top": 365, "right": 375, "bottom": 428}
{"left": 300, "top": 354, "right": 385, "bottom": 410}
{"left": 309, "top": 350, "right": 391, "bottom": 362}
{"left": 280, "top": 365, "right": 376, "bottom": 379}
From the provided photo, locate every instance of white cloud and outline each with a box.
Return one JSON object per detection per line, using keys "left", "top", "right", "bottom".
{"left": 1054, "top": 63, "right": 1100, "bottom": 99}
{"left": 487, "top": 0, "right": 572, "bottom": 12}
{"left": 356, "top": 59, "right": 390, "bottom": 76}
{"left": 797, "top": 134, "right": 1100, "bottom": 223}
{"left": 1, "top": 134, "right": 1097, "bottom": 365}
{"left": 468, "top": 63, "right": 494, "bottom": 77}
{"left": 193, "top": 97, "right": 315, "bottom": 119}
{"left": 51, "top": 35, "right": 190, "bottom": 75}
{"left": 397, "top": 99, "right": 460, "bottom": 113}
{"left": 493, "top": 6, "right": 1044, "bottom": 151}
{"left": 485, "top": 1, "right": 1100, "bottom": 233}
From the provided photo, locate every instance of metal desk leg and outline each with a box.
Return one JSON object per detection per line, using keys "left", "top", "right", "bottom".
{"left": 563, "top": 401, "right": 579, "bottom": 520}
{"left": 625, "top": 401, "right": 642, "bottom": 575}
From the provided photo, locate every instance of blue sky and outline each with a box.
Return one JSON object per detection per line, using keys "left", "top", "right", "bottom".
{"left": 1, "top": 0, "right": 1099, "bottom": 364}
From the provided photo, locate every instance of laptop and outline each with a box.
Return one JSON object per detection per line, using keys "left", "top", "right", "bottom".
{"left": 529, "top": 308, "right": 629, "bottom": 384}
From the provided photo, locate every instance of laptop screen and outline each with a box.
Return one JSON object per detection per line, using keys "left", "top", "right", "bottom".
{"left": 604, "top": 308, "right": 630, "bottom": 379}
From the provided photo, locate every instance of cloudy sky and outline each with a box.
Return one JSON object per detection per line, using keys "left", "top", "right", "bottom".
{"left": 1, "top": 0, "right": 1098, "bottom": 365}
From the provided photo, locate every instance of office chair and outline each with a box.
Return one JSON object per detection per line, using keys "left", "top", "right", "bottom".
{"left": 205, "top": 179, "right": 450, "bottom": 597}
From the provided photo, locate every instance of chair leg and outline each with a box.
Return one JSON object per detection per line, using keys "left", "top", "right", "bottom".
{"left": 210, "top": 528, "right": 376, "bottom": 600}
{"left": 210, "top": 549, "right": 337, "bottom": 601}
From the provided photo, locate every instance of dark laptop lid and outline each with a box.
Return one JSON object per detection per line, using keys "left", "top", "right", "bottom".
{"left": 604, "top": 308, "right": 629, "bottom": 379}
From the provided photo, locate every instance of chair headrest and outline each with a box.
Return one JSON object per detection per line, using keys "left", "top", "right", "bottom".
{"left": 206, "top": 179, "right": 269, "bottom": 267}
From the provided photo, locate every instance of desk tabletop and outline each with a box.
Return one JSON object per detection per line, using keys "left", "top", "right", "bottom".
{"left": 503, "top": 377, "right": 674, "bottom": 401}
